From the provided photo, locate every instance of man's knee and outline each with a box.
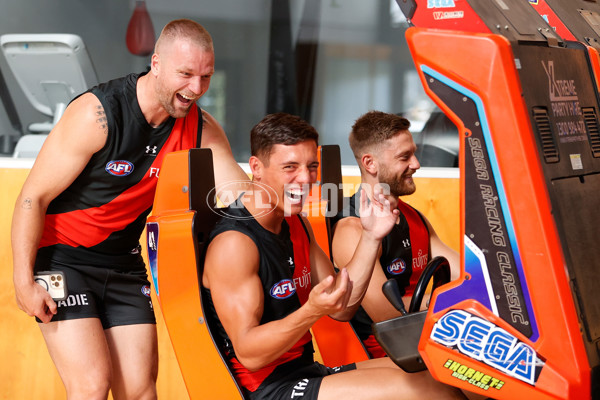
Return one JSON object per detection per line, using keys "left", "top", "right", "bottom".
{"left": 111, "top": 366, "right": 158, "bottom": 400}
{"left": 63, "top": 372, "right": 111, "bottom": 400}
{"left": 111, "top": 383, "right": 157, "bottom": 400}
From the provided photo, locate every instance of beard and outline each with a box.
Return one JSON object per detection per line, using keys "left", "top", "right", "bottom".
{"left": 378, "top": 165, "right": 416, "bottom": 197}
{"left": 156, "top": 82, "right": 194, "bottom": 119}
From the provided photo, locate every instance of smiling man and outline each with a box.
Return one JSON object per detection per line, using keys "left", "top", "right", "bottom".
{"left": 331, "top": 110, "right": 460, "bottom": 359}
{"left": 11, "top": 19, "right": 247, "bottom": 399}
{"left": 202, "top": 112, "right": 465, "bottom": 400}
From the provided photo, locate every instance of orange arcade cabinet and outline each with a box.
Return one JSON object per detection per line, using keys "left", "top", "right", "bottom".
{"left": 372, "top": 0, "right": 599, "bottom": 399}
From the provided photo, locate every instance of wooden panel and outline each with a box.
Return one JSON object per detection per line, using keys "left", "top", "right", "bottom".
{"left": 0, "top": 167, "right": 188, "bottom": 400}
{"left": 341, "top": 175, "right": 460, "bottom": 251}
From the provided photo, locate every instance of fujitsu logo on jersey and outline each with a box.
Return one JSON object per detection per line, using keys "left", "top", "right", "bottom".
{"left": 293, "top": 266, "right": 311, "bottom": 290}
{"left": 106, "top": 160, "right": 134, "bottom": 176}
{"left": 270, "top": 279, "right": 296, "bottom": 299}
{"left": 387, "top": 258, "right": 406, "bottom": 275}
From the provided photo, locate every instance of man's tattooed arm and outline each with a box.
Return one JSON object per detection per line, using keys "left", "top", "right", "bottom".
{"left": 21, "top": 198, "right": 32, "bottom": 209}
{"left": 96, "top": 105, "right": 108, "bottom": 135}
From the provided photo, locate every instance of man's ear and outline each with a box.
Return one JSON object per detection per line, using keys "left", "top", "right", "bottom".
{"left": 249, "top": 155, "right": 262, "bottom": 180}
{"left": 361, "top": 153, "right": 377, "bottom": 176}
{"left": 150, "top": 53, "right": 160, "bottom": 77}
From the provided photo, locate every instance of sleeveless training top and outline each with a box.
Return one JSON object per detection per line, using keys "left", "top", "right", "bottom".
{"left": 333, "top": 190, "right": 430, "bottom": 355}
{"left": 203, "top": 201, "right": 314, "bottom": 393}
{"left": 38, "top": 72, "right": 203, "bottom": 268}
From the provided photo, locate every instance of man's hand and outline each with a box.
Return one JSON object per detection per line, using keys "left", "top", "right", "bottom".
{"left": 14, "top": 279, "right": 57, "bottom": 323}
{"left": 306, "top": 268, "right": 353, "bottom": 317}
{"left": 358, "top": 185, "right": 399, "bottom": 241}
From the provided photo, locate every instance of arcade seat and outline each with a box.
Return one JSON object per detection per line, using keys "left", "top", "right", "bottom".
{"left": 146, "top": 148, "right": 243, "bottom": 399}
{"left": 0, "top": 33, "right": 98, "bottom": 157}
{"left": 146, "top": 145, "right": 368, "bottom": 399}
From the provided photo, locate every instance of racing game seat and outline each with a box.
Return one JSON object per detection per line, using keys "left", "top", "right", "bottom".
{"left": 147, "top": 148, "right": 243, "bottom": 399}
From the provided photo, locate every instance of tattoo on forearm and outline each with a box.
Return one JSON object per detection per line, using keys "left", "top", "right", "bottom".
{"left": 96, "top": 106, "right": 108, "bottom": 134}
{"left": 22, "top": 198, "right": 32, "bottom": 209}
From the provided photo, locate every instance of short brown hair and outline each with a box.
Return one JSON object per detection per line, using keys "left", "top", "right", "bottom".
{"left": 349, "top": 110, "right": 411, "bottom": 161}
{"left": 155, "top": 19, "right": 213, "bottom": 54}
{"left": 251, "top": 113, "right": 319, "bottom": 163}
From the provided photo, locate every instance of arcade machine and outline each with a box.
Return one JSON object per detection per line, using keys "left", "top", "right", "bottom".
{"left": 373, "top": 0, "right": 599, "bottom": 398}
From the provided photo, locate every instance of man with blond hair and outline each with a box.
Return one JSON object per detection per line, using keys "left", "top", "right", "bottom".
{"left": 12, "top": 19, "right": 247, "bottom": 399}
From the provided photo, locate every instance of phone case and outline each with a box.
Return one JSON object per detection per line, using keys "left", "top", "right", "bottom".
{"left": 34, "top": 271, "right": 67, "bottom": 301}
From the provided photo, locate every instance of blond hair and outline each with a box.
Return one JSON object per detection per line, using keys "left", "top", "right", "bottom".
{"left": 155, "top": 18, "right": 213, "bottom": 54}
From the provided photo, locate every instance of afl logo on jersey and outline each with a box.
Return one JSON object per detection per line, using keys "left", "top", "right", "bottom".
{"left": 270, "top": 279, "right": 296, "bottom": 299}
{"left": 106, "top": 160, "right": 134, "bottom": 176}
{"left": 387, "top": 258, "right": 406, "bottom": 275}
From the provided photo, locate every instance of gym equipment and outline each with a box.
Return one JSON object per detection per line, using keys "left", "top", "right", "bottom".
{"left": 0, "top": 33, "right": 98, "bottom": 157}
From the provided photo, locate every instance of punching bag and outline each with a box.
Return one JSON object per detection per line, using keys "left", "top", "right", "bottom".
{"left": 126, "top": 0, "right": 155, "bottom": 56}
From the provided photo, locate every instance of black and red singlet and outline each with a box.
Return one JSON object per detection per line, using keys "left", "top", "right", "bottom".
{"left": 203, "top": 201, "right": 314, "bottom": 394}
{"left": 38, "top": 72, "right": 203, "bottom": 268}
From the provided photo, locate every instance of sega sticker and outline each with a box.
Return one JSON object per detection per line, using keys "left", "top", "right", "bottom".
{"left": 427, "top": 0, "right": 456, "bottom": 8}
{"left": 387, "top": 258, "right": 406, "bottom": 275}
{"left": 431, "top": 310, "right": 544, "bottom": 386}
{"left": 106, "top": 160, "right": 134, "bottom": 176}
{"left": 141, "top": 285, "right": 151, "bottom": 297}
{"left": 270, "top": 279, "right": 296, "bottom": 299}
{"left": 443, "top": 359, "right": 505, "bottom": 391}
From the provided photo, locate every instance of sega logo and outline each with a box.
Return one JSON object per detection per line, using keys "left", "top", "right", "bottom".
{"left": 431, "top": 310, "right": 543, "bottom": 386}
{"left": 387, "top": 258, "right": 406, "bottom": 275}
{"left": 270, "top": 279, "right": 296, "bottom": 299}
{"left": 106, "top": 160, "right": 134, "bottom": 176}
{"left": 427, "top": 0, "right": 455, "bottom": 8}
{"left": 141, "top": 285, "right": 151, "bottom": 297}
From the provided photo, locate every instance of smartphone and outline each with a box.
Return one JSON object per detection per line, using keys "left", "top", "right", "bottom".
{"left": 34, "top": 271, "right": 68, "bottom": 301}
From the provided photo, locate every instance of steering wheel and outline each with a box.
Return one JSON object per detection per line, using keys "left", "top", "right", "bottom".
{"left": 382, "top": 256, "right": 451, "bottom": 315}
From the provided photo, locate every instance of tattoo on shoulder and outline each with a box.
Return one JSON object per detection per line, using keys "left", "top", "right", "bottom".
{"left": 95, "top": 105, "right": 108, "bottom": 134}
{"left": 22, "top": 198, "right": 32, "bottom": 209}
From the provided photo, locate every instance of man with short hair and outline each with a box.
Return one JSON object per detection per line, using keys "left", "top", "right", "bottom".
{"left": 202, "top": 112, "right": 465, "bottom": 400}
{"left": 12, "top": 19, "right": 248, "bottom": 399}
{"left": 332, "top": 110, "right": 460, "bottom": 359}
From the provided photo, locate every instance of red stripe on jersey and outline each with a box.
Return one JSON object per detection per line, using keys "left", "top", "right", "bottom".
{"left": 39, "top": 107, "right": 200, "bottom": 249}
{"left": 397, "top": 199, "right": 430, "bottom": 296}
{"left": 287, "top": 216, "right": 312, "bottom": 305}
{"left": 230, "top": 332, "right": 313, "bottom": 392}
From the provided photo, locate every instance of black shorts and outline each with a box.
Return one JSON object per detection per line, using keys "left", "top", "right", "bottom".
{"left": 249, "top": 361, "right": 357, "bottom": 400}
{"left": 34, "top": 260, "right": 156, "bottom": 329}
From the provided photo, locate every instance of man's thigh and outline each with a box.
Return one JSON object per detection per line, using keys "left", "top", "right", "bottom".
{"left": 105, "top": 324, "right": 158, "bottom": 389}
{"left": 319, "top": 361, "right": 465, "bottom": 400}
{"left": 39, "top": 318, "right": 112, "bottom": 384}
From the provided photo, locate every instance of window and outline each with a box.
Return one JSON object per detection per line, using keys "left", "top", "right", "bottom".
{"left": 0, "top": 0, "right": 458, "bottom": 166}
